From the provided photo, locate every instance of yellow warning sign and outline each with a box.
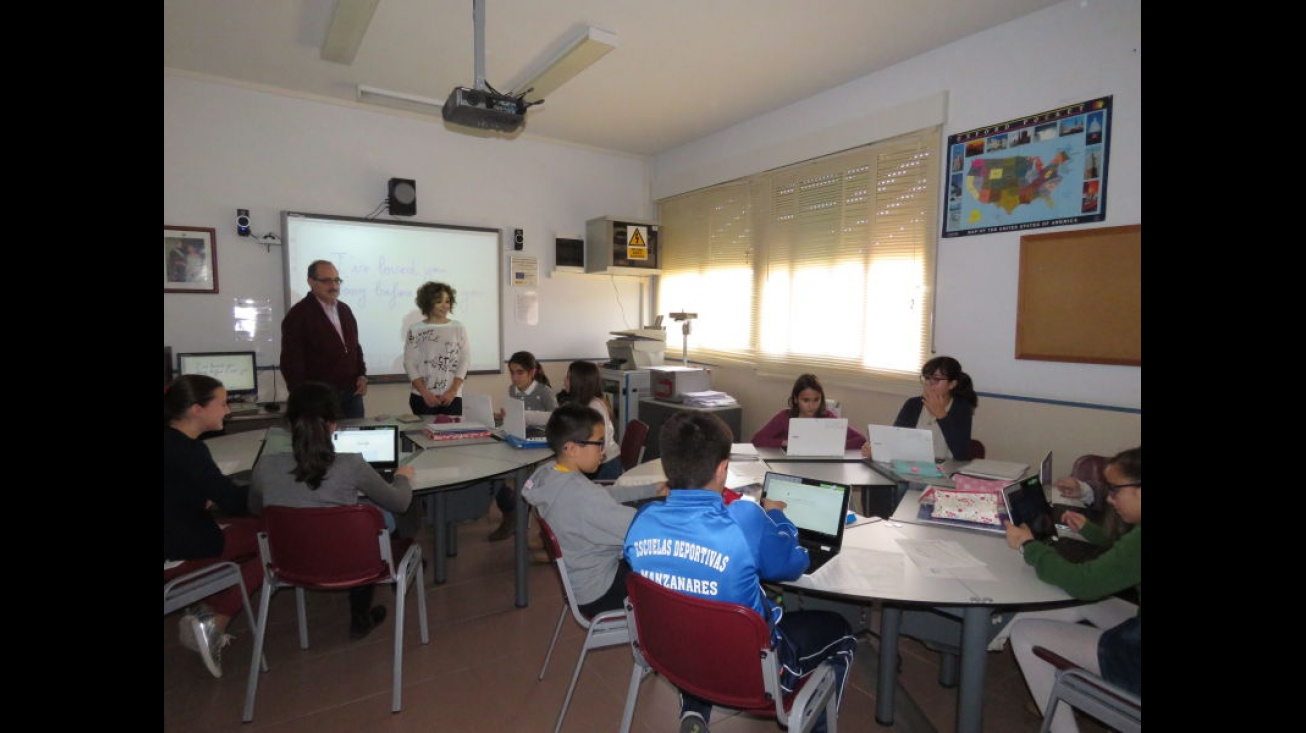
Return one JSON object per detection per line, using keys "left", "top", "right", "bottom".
{"left": 626, "top": 226, "right": 648, "bottom": 260}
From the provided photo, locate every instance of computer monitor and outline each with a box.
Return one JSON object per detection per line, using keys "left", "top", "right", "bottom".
{"left": 176, "top": 351, "right": 259, "bottom": 401}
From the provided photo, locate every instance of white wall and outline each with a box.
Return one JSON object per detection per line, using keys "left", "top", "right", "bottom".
{"left": 650, "top": 0, "right": 1142, "bottom": 412}
{"left": 165, "top": 74, "right": 655, "bottom": 398}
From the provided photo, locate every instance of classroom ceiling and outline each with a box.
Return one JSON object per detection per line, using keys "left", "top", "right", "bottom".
{"left": 164, "top": 0, "right": 1064, "bottom": 157}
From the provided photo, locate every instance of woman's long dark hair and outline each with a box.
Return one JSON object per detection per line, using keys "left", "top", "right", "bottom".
{"left": 922, "top": 356, "right": 978, "bottom": 408}
{"left": 164, "top": 374, "right": 223, "bottom": 426}
{"left": 285, "top": 381, "right": 341, "bottom": 490}
{"left": 786, "top": 373, "right": 834, "bottom": 418}
{"left": 566, "top": 360, "right": 610, "bottom": 417}
{"left": 508, "top": 350, "right": 551, "bottom": 388}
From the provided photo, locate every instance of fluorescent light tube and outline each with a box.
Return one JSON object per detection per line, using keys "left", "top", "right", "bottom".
{"left": 507, "top": 26, "right": 617, "bottom": 102}
{"left": 321, "top": 0, "right": 382, "bottom": 64}
{"left": 356, "top": 85, "right": 445, "bottom": 115}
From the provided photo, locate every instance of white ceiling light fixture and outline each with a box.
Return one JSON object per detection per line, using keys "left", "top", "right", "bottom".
{"left": 321, "top": 0, "right": 382, "bottom": 65}
{"left": 506, "top": 25, "right": 618, "bottom": 104}
{"left": 356, "top": 85, "right": 445, "bottom": 116}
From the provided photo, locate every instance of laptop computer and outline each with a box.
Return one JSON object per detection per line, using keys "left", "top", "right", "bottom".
{"left": 501, "top": 397, "right": 549, "bottom": 448}
{"left": 866, "top": 424, "right": 935, "bottom": 464}
{"left": 785, "top": 417, "right": 849, "bottom": 458}
{"left": 331, "top": 424, "right": 401, "bottom": 482}
{"left": 461, "top": 392, "right": 496, "bottom": 430}
{"left": 760, "top": 471, "right": 852, "bottom": 574}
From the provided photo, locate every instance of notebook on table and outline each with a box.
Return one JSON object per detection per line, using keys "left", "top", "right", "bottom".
{"left": 331, "top": 424, "right": 401, "bottom": 482}
{"left": 958, "top": 458, "right": 1029, "bottom": 481}
{"left": 760, "top": 471, "right": 853, "bottom": 574}
{"left": 785, "top": 418, "right": 849, "bottom": 458}
{"left": 501, "top": 397, "right": 549, "bottom": 448}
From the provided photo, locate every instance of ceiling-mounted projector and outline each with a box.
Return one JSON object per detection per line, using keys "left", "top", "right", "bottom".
{"left": 442, "top": 86, "right": 527, "bottom": 133}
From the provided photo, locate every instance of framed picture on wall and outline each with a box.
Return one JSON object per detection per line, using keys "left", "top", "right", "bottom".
{"left": 164, "top": 225, "right": 218, "bottom": 293}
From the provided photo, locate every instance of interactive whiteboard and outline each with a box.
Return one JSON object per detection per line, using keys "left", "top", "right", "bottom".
{"left": 283, "top": 212, "right": 502, "bottom": 377}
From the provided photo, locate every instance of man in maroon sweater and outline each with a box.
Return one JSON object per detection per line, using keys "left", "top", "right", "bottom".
{"left": 279, "top": 260, "right": 368, "bottom": 418}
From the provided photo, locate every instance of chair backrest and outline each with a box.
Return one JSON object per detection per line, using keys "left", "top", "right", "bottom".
{"left": 969, "top": 439, "right": 986, "bottom": 459}
{"left": 537, "top": 516, "right": 595, "bottom": 627}
{"left": 260, "top": 505, "right": 393, "bottom": 589}
{"left": 624, "top": 573, "right": 777, "bottom": 715}
{"left": 1032, "top": 645, "right": 1140, "bottom": 733}
{"left": 619, "top": 419, "right": 651, "bottom": 470}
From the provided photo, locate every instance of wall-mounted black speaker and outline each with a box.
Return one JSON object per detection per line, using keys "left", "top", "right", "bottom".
{"left": 388, "top": 178, "right": 416, "bottom": 216}
{"left": 513, "top": 228, "right": 524, "bottom": 250}
{"left": 236, "top": 209, "right": 251, "bottom": 236}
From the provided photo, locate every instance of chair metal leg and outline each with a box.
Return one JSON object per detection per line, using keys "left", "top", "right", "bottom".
{"left": 553, "top": 639, "right": 592, "bottom": 733}
{"left": 538, "top": 605, "right": 568, "bottom": 680}
{"left": 392, "top": 578, "right": 406, "bottom": 713}
{"left": 295, "top": 587, "right": 310, "bottom": 649}
{"left": 619, "top": 656, "right": 651, "bottom": 733}
{"left": 243, "top": 580, "right": 277, "bottom": 723}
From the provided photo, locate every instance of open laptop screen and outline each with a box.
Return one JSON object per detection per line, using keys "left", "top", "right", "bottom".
{"left": 331, "top": 424, "right": 399, "bottom": 470}
{"left": 761, "top": 471, "right": 851, "bottom": 545}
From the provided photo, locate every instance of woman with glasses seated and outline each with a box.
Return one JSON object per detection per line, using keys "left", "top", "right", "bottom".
{"left": 997, "top": 447, "right": 1142, "bottom": 732}
{"left": 861, "top": 355, "right": 978, "bottom": 461}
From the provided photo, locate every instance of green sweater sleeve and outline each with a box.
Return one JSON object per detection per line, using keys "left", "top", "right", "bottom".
{"left": 1023, "top": 525, "right": 1141, "bottom": 605}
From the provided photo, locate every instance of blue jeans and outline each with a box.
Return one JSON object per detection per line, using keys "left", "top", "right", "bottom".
{"left": 409, "top": 394, "right": 463, "bottom": 417}
{"left": 586, "top": 455, "right": 624, "bottom": 482}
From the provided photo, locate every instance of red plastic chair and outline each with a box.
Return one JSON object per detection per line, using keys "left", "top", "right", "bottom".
{"left": 619, "top": 573, "right": 839, "bottom": 733}
{"left": 619, "top": 419, "right": 651, "bottom": 471}
{"left": 535, "top": 516, "right": 631, "bottom": 733}
{"left": 248, "top": 505, "right": 428, "bottom": 720}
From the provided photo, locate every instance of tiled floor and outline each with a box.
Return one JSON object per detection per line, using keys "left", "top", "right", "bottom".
{"left": 163, "top": 506, "right": 1109, "bottom": 732}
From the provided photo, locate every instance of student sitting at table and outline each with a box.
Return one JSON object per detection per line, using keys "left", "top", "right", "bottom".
{"left": 563, "top": 360, "right": 624, "bottom": 481}
{"left": 625, "top": 411, "right": 857, "bottom": 733}
{"left": 1000, "top": 447, "right": 1142, "bottom": 733}
{"left": 862, "top": 355, "right": 978, "bottom": 461}
{"left": 521, "top": 403, "right": 665, "bottom": 616}
{"left": 751, "top": 373, "right": 866, "bottom": 450}
{"left": 250, "top": 380, "right": 420, "bottom": 640}
{"left": 487, "top": 350, "right": 559, "bottom": 542}
{"left": 164, "top": 374, "right": 265, "bottom": 679}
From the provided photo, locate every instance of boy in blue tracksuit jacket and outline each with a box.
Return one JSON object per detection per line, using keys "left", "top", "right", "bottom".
{"left": 624, "top": 410, "right": 856, "bottom": 733}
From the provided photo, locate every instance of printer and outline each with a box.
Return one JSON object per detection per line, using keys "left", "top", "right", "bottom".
{"left": 606, "top": 327, "right": 666, "bottom": 370}
{"left": 649, "top": 365, "right": 712, "bottom": 401}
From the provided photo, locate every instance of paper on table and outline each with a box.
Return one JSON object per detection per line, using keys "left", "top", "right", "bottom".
{"left": 806, "top": 547, "right": 906, "bottom": 594}
{"left": 726, "top": 460, "right": 768, "bottom": 489}
{"left": 895, "top": 538, "right": 986, "bottom": 569}
{"left": 730, "top": 442, "right": 759, "bottom": 458}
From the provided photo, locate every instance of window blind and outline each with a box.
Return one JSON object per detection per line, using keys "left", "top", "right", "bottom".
{"left": 657, "top": 127, "right": 940, "bottom": 379}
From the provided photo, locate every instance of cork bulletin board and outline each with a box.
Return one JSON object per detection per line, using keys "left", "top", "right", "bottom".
{"left": 1015, "top": 224, "right": 1140, "bottom": 365}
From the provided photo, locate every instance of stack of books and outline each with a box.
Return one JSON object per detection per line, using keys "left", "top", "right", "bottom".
{"left": 680, "top": 390, "right": 739, "bottom": 407}
{"left": 422, "top": 420, "right": 492, "bottom": 441}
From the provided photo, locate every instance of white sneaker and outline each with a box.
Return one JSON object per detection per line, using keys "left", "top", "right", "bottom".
{"left": 186, "top": 608, "right": 231, "bottom": 678}
{"left": 178, "top": 611, "right": 200, "bottom": 653}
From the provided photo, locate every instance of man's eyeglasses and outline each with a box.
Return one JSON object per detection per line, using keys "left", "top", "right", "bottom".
{"left": 311, "top": 277, "right": 344, "bottom": 285}
{"left": 920, "top": 375, "right": 948, "bottom": 384}
{"left": 573, "top": 439, "right": 605, "bottom": 448}
{"left": 1103, "top": 480, "right": 1141, "bottom": 496}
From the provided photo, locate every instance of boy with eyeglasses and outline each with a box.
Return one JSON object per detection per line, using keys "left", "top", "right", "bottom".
{"left": 521, "top": 402, "right": 666, "bottom": 616}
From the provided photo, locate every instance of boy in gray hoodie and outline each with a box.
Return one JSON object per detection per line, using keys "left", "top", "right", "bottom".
{"left": 521, "top": 402, "right": 665, "bottom": 616}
